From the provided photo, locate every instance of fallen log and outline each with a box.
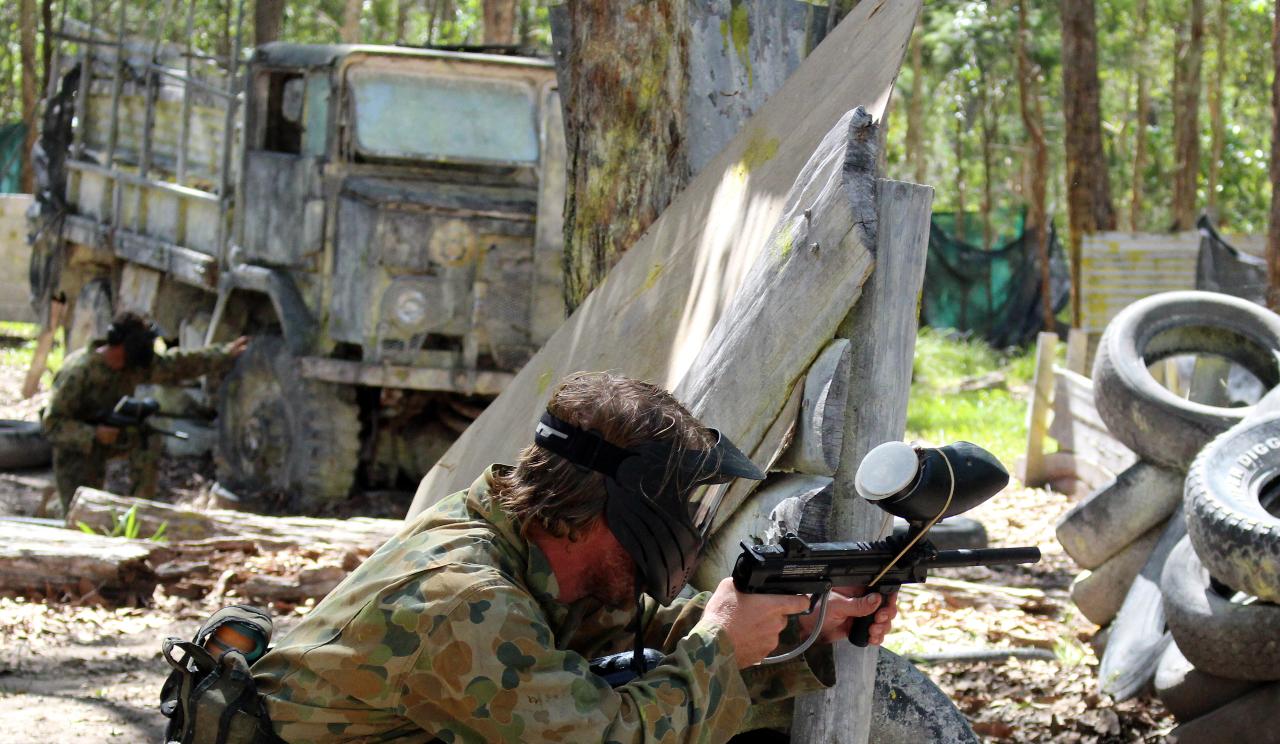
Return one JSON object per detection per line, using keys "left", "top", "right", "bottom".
{"left": 67, "top": 488, "right": 399, "bottom": 550}
{"left": 0, "top": 521, "right": 158, "bottom": 600}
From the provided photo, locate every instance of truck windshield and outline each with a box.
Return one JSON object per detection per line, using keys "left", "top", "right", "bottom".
{"left": 348, "top": 67, "right": 539, "bottom": 165}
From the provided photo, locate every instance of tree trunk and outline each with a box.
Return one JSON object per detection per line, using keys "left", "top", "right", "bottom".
{"left": 980, "top": 73, "right": 996, "bottom": 251}
{"left": 558, "top": 0, "right": 691, "bottom": 311}
{"left": 1268, "top": 3, "right": 1280, "bottom": 311}
{"left": 1061, "top": 0, "right": 1116, "bottom": 328}
{"left": 341, "top": 0, "right": 363, "bottom": 43}
{"left": 1018, "top": 1, "right": 1051, "bottom": 331}
{"left": 1131, "top": 0, "right": 1150, "bottom": 232}
{"left": 905, "top": 19, "right": 927, "bottom": 185}
{"left": 396, "top": 0, "right": 410, "bottom": 43}
{"left": 483, "top": 0, "right": 516, "bottom": 45}
{"left": 1171, "top": 0, "right": 1204, "bottom": 230}
{"left": 1206, "top": 0, "right": 1227, "bottom": 223}
{"left": 255, "top": 0, "right": 286, "bottom": 46}
{"left": 19, "top": 0, "right": 38, "bottom": 194}
{"left": 39, "top": 0, "right": 53, "bottom": 95}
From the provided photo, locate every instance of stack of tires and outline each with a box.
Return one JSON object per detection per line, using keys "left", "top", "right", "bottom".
{"left": 1053, "top": 292, "right": 1280, "bottom": 737}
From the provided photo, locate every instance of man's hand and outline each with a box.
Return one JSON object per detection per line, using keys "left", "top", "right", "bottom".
{"left": 95, "top": 425, "right": 120, "bottom": 446}
{"left": 227, "top": 336, "right": 251, "bottom": 358}
{"left": 703, "top": 578, "right": 812, "bottom": 669}
{"left": 798, "top": 586, "right": 899, "bottom": 647}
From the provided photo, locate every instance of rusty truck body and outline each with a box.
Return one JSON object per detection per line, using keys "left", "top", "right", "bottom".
{"left": 30, "top": 15, "right": 566, "bottom": 506}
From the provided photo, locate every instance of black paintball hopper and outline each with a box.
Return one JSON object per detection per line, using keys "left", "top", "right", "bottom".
{"left": 855, "top": 441, "right": 1009, "bottom": 523}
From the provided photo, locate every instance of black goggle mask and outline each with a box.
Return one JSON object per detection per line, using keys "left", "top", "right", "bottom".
{"left": 534, "top": 411, "right": 764, "bottom": 605}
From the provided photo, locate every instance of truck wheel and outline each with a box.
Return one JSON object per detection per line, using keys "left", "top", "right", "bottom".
{"left": 216, "top": 337, "right": 360, "bottom": 508}
{"left": 1161, "top": 537, "right": 1280, "bottom": 681}
{"left": 0, "top": 420, "right": 52, "bottom": 470}
{"left": 1092, "top": 291, "right": 1280, "bottom": 470}
{"left": 1184, "top": 411, "right": 1280, "bottom": 602}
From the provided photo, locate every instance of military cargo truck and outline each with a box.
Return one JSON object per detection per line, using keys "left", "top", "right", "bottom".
{"left": 30, "top": 15, "right": 566, "bottom": 506}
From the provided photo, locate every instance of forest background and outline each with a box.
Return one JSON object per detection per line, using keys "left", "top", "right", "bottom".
{"left": 0, "top": 0, "right": 1275, "bottom": 307}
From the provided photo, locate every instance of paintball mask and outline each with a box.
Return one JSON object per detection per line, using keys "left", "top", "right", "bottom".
{"left": 533, "top": 411, "right": 764, "bottom": 605}
{"left": 107, "top": 318, "right": 160, "bottom": 369}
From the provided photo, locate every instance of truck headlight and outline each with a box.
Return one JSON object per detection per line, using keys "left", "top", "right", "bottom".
{"left": 392, "top": 288, "right": 428, "bottom": 328}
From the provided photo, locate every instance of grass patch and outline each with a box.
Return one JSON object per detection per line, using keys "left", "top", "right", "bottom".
{"left": 906, "top": 328, "right": 1037, "bottom": 473}
{"left": 0, "top": 321, "right": 65, "bottom": 388}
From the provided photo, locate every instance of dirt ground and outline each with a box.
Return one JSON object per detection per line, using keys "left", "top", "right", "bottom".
{"left": 0, "top": 356, "right": 1176, "bottom": 742}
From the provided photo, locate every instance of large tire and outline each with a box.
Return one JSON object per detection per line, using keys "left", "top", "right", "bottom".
{"left": 1161, "top": 537, "right": 1280, "bottom": 681}
{"left": 0, "top": 420, "right": 52, "bottom": 469}
{"left": 216, "top": 337, "right": 361, "bottom": 508}
{"left": 871, "top": 648, "right": 979, "bottom": 744}
{"left": 1184, "top": 412, "right": 1280, "bottom": 602}
{"left": 1155, "top": 640, "right": 1260, "bottom": 722}
{"left": 1092, "top": 291, "right": 1280, "bottom": 470}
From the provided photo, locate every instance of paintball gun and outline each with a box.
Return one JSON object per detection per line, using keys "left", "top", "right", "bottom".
{"left": 732, "top": 441, "right": 1041, "bottom": 662}
{"left": 97, "top": 396, "right": 189, "bottom": 440}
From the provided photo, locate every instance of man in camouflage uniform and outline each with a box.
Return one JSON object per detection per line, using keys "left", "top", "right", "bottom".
{"left": 42, "top": 311, "right": 248, "bottom": 510}
{"left": 254, "top": 371, "right": 898, "bottom": 743}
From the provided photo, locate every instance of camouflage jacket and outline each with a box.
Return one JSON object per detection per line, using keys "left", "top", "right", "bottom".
{"left": 41, "top": 342, "right": 236, "bottom": 453}
{"left": 254, "top": 467, "right": 834, "bottom": 744}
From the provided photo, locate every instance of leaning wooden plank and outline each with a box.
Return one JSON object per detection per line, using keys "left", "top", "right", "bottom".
{"left": 68, "top": 488, "right": 399, "bottom": 549}
{"left": 671, "top": 107, "right": 878, "bottom": 477}
{"left": 0, "top": 521, "right": 158, "bottom": 599}
{"left": 793, "top": 179, "right": 935, "bottom": 744}
{"left": 407, "top": 0, "right": 923, "bottom": 514}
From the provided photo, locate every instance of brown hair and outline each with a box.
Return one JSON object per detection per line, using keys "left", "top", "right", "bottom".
{"left": 493, "top": 371, "right": 714, "bottom": 539}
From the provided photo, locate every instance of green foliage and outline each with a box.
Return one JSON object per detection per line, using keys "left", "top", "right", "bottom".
{"left": 77, "top": 504, "right": 168, "bottom": 543}
{"left": 0, "top": 321, "right": 63, "bottom": 386}
{"left": 906, "top": 328, "right": 1037, "bottom": 472}
{"left": 887, "top": 0, "right": 1276, "bottom": 239}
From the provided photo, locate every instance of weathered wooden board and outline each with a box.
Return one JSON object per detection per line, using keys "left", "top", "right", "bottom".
{"left": 1079, "top": 230, "right": 1265, "bottom": 333}
{"left": 1047, "top": 367, "right": 1139, "bottom": 491}
{"left": 1020, "top": 332, "right": 1058, "bottom": 486}
{"left": 408, "top": 0, "right": 922, "bottom": 514}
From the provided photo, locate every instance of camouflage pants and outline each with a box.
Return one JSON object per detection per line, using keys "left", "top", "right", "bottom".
{"left": 53, "top": 433, "right": 161, "bottom": 511}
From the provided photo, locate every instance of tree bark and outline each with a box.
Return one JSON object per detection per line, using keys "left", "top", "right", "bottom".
{"left": 558, "top": 0, "right": 691, "bottom": 311}
{"left": 954, "top": 109, "right": 967, "bottom": 243}
{"left": 1131, "top": 0, "right": 1150, "bottom": 232}
{"left": 1206, "top": 0, "right": 1227, "bottom": 223}
{"left": 1171, "top": 0, "right": 1204, "bottom": 230}
{"left": 1018, "top": 1, "right": 1051, "bottom": 331}
{"left": 483, "top": 0, "right": 517, "bottom": 45}
{"left": 255, "top": 0, "right": 286, "bottom": 46}
{"left": 1061, "top": 0, "right": 1116, "bottom": 328}
{"left": 1268, "top": 3, "right": 1280, "bottom": 311}
{"left": 19, "top": 0, "right": 38, "bottom": 194}
{"left": 341, "top": 0, "right": 363, "bottom": 43}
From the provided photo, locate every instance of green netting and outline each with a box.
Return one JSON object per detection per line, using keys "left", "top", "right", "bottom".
{"left": 922, "top": 208, "right": 1069, "bottom": 348}
{"left": 0, "top": 122, "right": 25, "bottom": 193}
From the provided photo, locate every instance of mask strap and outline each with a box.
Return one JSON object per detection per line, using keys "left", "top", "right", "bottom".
{"left": 534, "top": 411, "right": 631, "bottom": 478}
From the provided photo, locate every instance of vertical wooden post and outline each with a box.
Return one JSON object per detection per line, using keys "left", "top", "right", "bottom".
{"left": 22, "top": 299, "right": 65, "bottom": 398}
{"left": 1065, "top": 327, "right": 1089, "bottom": 376}
{"left": 176, "top": 0, "right": 196, "bottom": 186}
{"left": 1020, "top": 331, "right": 1058, "bottom": 487}
{"left": 791, "top": 179, "right": 933, "bottom": 744}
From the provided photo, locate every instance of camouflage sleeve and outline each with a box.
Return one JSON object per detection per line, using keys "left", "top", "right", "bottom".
{"left": 401, "top": 581, "right": 753, "bottom": 744}
{"left": 640, "top": 592, "right": 834, "bottom": 706}
{"left": 41, "top": 362, "right": 98, "bottom": 452}
{"left": 145, "top": 343, "right": 236, "bottom": 385}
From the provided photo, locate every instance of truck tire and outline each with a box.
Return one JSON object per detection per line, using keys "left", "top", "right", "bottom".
{"left": 1184, "top": 412, "right": 1280, "bottom": 602}
{"left": 1092, "top": 291, "right": 1280, "bottom": 470}
{"left": 216, "top": 337, "right": 361, "bottom": 508}
{"left": 0, "top": 420, "right": 52, "bottom": 470}
{"left": 1155, "top": 640, "right": 1260, "bottom": 722}
{"left": 1161, "top": 537, "right": 1280, "bottom": 681}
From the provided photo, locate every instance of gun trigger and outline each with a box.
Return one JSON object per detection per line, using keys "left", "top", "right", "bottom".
{"left": 800, "top": 587, "right": 829, "bottom": 617}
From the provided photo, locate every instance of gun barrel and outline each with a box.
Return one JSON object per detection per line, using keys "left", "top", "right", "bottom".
{"left": 928, "top": 546, "right": 1041, "bottom": 569}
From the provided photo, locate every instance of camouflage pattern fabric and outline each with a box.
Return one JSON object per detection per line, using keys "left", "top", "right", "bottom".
{"left": 42, "top": 341, "right": 236, "bottom": 508}
{"left": 254, "top": 467, "right": 835, "bottom": 744}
